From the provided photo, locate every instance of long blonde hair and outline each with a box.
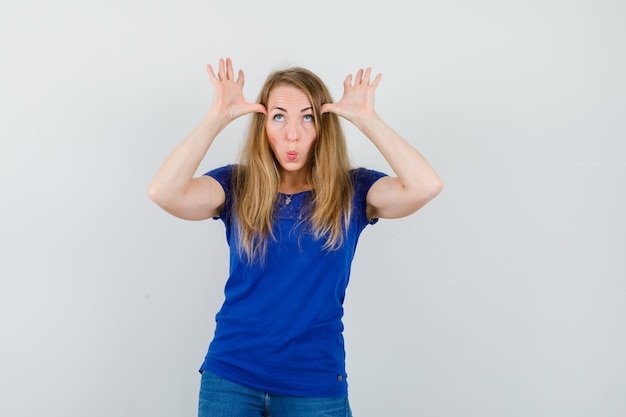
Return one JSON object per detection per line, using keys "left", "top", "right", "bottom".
{"left": 233, "top": 67, "right": 353, "bottom": 262}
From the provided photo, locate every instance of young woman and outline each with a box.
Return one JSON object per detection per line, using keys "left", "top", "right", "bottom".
{"left": 148, "top": 58, "right": 443, "bottom": 417}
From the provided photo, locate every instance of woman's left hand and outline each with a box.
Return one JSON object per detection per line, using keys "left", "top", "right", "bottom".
{"left": 321, "top": 68, "right": 382, "bottom": 124}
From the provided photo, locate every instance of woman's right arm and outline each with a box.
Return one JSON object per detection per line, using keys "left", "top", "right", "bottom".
{"left": 147, "top": 58, "right": 266, "bottom": 220}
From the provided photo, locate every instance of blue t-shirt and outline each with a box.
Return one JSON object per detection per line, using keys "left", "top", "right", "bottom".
{"left": 200, "top": 165, "right": 387, "bottom": 397}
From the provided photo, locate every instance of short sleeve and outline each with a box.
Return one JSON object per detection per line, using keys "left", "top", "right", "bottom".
{"left": 350, "top": 167, "right": 388, "bottom": 226}
{"left": 204, "top": 165, "right": 235, "bottom": 193}
{"left": 203, "top": 165, "right": 236, "bottom": 221}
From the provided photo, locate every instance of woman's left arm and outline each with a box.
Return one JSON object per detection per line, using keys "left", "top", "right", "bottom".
{"left": 321, "top": 68, "right": 443, "bottom": 219}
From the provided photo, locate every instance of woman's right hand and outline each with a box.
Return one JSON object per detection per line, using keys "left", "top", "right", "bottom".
{"left": 206, "top": 57, "right": 266, "bottom": 122}
{"left": 148, "top": 58, "right": 263, "bottom": 220}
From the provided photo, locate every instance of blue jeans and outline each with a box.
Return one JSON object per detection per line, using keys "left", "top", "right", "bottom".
{"left": 198, "top": 370, "right": 353, "bottom": 417}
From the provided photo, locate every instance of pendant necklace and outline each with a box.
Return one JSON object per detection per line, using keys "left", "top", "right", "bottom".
{"left": 285, "top": 194, "right": 292, "bottom": 205}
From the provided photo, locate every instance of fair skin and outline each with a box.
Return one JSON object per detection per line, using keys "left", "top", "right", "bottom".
{"left": 266, "top": 85, "right": 317, "bottom": 194}
{"left": 147, "top": 58, "right": 443, "bottom": 221}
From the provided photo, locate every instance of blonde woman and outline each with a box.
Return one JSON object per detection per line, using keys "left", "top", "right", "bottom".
{"left": 148, "top": 58, "right": 443, "bottom": 417}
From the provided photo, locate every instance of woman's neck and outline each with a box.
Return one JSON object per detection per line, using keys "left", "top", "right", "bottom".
{"left": 279, "top": 171, "right": 312, "bottom": 194}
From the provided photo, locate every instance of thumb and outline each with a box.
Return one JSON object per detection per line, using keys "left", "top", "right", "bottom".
{"left": 253, "top": 103, "right": 267, "bottom": 114}
{"left": 320, "top": 103, "right": 333, "bottom": 114}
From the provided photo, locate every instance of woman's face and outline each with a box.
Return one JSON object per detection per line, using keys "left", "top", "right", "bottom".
{"left": 265, "top": 85, "right": 317, "bottom": 176}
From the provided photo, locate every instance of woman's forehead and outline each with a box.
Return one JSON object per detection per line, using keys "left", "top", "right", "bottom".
{"left": 267, "top": 85, "right": 311, "bottom": 109}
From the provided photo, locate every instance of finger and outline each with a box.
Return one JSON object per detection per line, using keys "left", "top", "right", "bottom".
{"left": 355, "top": 69, "right": 364, "bottom": 85}
{"left": 254, "top": 103, "right": 268, "bottom": 114}
{"left": 225, "top": 57, "right": 234, "bottom": 80}
{"left": 206, "top": 64, "right": 218, "bottom": 83}
{"left": 371, "top": 73, "right": 382, "bottom": 88}
{"left": 343, "top": 74, "right": 352, "bottom": 89}
{"left": 217, "top": 58, "right": 226, "bottom": 81}
{"left": 236, "top": 69, "right": 245, "bottom": 86}
{"left": 363, "top": 67, "right": 372, "bottom": 85}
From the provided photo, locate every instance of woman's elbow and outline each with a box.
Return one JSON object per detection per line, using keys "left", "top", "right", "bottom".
{"left": 146, "top": 181, "right": 174, "bottom": 210}
{"left": 147, "top": 182, "right": 161, "bottom": 204}
{"left": 430, "top": 175, "right": 444, "bottom": 199}
{"left": 412, "top": 177, "right": 444, "bottom": 211}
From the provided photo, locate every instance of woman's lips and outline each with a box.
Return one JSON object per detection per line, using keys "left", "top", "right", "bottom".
{"left": 286, "top": 151, "right": 297, "bottom": 161}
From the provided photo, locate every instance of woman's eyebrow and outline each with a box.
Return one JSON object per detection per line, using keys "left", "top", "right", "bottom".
{"left": 270, "top": 106, "right": 313, "bottom": 113}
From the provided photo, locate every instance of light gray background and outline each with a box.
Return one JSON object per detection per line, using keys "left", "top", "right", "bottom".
{"left": 1, "top": 0, "right": 625, "bottom": 416}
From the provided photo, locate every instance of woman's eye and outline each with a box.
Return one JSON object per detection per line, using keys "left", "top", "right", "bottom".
{"left": 303, "top": 114, "right": 314, "bottom": 122}
{"left": 273, "top": 114, "right": 285, "bottom": 121}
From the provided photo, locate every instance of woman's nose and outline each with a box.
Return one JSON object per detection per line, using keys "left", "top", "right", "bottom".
{"left": 287, "top": 121, "right": 299, "bottom": 141}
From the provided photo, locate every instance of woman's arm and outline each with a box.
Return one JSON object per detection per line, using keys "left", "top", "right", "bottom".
{"left": 321, "top": 68, "right": 443, "bottom": 219}
{"left": 147, "top": 58, "right": 266, "bottom": 220}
